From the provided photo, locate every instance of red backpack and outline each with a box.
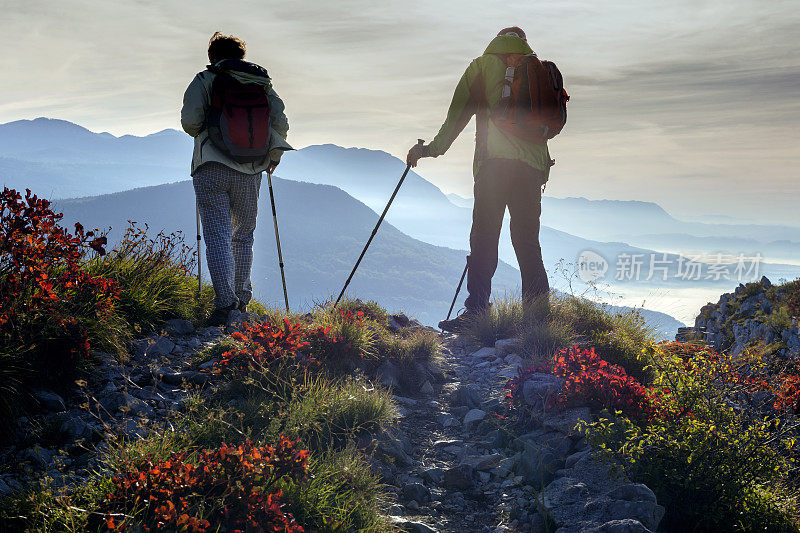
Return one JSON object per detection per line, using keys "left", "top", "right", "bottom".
{"left": 492, "top": 54, "right": 569, "bottom": 143}
{"left": 206, "top": 59, "right": 272, "bottom": 163}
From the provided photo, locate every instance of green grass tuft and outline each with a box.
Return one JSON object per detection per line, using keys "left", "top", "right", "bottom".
{"left": 281, "top": 446, "right": 397, "bottom": 532}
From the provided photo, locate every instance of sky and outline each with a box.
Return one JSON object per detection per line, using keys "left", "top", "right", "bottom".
{"left": 1, "top": 0, "right": 798, "bottom": 224}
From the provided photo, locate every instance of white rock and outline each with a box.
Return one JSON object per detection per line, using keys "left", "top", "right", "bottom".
{"left": 471, "top": 347, "right": 497, "bottom": 359}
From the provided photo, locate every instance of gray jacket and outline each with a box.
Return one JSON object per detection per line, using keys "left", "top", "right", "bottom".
{"left": 181, "top": 65, "right": 291, "bottom": 175}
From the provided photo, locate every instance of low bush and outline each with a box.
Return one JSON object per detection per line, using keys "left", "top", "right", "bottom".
{"left": 582, "top": 342, "right": 800, "bottom": 532}
{"left": 0, "top": 188, "right": 118, "bottom": 418}
{"left": 465, "top": 296, "right": 529, "bottom": 345}
{"left": 465, "top": 295, "right": 656, "bottom": 377}
{"left": 100, "top": 438, "right": 309, "bottom": 532}
{"left": 214, "top": 320, "right": 312, "bottom": 376}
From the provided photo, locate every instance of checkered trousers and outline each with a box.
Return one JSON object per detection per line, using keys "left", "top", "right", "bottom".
{"left": 193, "top": 162, "right": 262, "bottom": 309}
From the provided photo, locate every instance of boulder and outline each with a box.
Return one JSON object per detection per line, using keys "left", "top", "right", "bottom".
{"left": 603, "top": 500, "right": 665, "bottom": 531}
{"left": 137, "top": 336, "right": 176, "bottom": 358}
{"left": 164, "top": 319, "right": 194, "bottom": 336}
{"left": 159, "top": 370, "right": 208, "bottom": 386}
{"left": 377, "top": 361, "right": 401, "bottom": 388}
{"left": 522, "top": 374, "right": 564, "bottom": 408}
{"left": 463, "top": 408, "right": 487, "bottom": 428}
{"left": 471, "top": 347, "right": 497, "bottom": 359}
{"left": 542, "top": 407, "right": 592, "bottom": 436}
{"left": 56, "top": 411, "right": 92, "bottom": 440}
{"left": 420, "top": 466, "right": 444, "bottom": 484}
{"left": 22, "top": 445, "right": 55, "bottom": 468}
{"left": 33, "top": 389, "right": 66, "bottom": 412}
{"left": 389, "top": 517, "right": 438, "bottom": 533}
{"left": 495, "top": 338, "right": 523, "bottom": 355}
{"left": 443, "top": 463, "right": 473, "bottom": 490}
{"left": 451, "top": 384, "right": 483, "bottom": 409}
{"left": 505, "top": 353, "right": 524, "bottom": 368}
{"left": 402, "top": 482, "right": 431, "bottom": 504}
{"left": 607, "top": 484, "right": 658, "bottom": 503}
{"left": 517, "top": 444, "right": 562, "bottom": 486}
{"left": 389, "top": 313, "right": 412, "bottom": 330}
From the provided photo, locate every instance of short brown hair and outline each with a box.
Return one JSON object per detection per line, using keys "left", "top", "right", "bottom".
{"left": 208, "top": 32, "right": 246, "bottom": 64}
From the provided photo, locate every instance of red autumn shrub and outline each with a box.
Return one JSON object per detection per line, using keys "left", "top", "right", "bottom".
{"left": 505, "top": 346, "right": 653, "bottom": 420}
{"left": 0, "top": 188, "right": 117, "bottom": 380}
{"left": 102, "top": 437, "right": 309, "bottom": 532}
{"left": 214, "top": 320, "right": 313, "bottom": 375}
{"left": 773, "top": 374, "right": 800, "bottom": 413}
{"left": 552, "top": 346, "right": 653, "bottom": 420}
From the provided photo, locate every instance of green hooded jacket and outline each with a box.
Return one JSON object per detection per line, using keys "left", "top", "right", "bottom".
{"left": 427, "top": 34, "right": 551, "bottom": 181}
{"left": 181, "top": 64, "right": 291, "bottom": 175}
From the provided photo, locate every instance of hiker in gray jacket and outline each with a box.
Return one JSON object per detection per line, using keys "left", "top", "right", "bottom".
{"left": 181, "top": 32, "right": 291, "bottom": 325}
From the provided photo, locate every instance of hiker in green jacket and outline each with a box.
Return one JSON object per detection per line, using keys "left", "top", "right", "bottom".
{"left": 182, "top": 32, "right": 291, "bottom": 326}
{"left": 408, "top": 27, "right": 554, "bottom": 332}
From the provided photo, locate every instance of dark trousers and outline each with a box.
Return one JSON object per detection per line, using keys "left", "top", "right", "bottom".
{"left": 464, "top": 158, "right": 549, "bottom": 311}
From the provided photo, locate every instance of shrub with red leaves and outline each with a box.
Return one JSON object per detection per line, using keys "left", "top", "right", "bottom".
{"left": 505, "top": 346, "right": 653, "bottom": 420}
{"left": 773, "top": 374, "right": 800, "bottom": 413}
{"left": 102, "top": 438, "right": 309, "bottom": 532}
{"left": 0, "top": 187, "right": 117, "bottom": 379}
{"left": 214, "top": 320, "right": 313, "bottom": 375}
{"left": 551, "top": 346, "right": 653, "bottom": 420}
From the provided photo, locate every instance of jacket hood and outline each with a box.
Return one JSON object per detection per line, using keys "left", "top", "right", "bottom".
{"left": 209, "top": 59, "right": 273, "bottom": 89}
{"left": 483, "top": 34, "right": 534, "bottom": 55}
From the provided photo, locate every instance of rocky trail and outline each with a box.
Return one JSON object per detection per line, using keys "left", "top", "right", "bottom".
{"left": 377, "top": 333, "right": 665, "bottom": 533}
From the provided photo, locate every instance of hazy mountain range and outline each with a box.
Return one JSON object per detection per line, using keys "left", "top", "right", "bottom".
{"left": 3, "top": 117, "right": 799, "bottom": 330}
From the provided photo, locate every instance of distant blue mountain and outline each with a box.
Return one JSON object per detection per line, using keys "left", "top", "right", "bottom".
{"left": 0, "top": 118, "right": 191, "bottom": 197}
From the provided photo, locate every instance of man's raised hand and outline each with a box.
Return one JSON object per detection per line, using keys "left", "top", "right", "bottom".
{"left": 406, "top": 142, "right": 430, "bottom": 168}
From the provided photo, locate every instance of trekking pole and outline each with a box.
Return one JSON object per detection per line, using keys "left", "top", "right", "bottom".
{"left": 334, "top": 139, "right": 424, "bottom": 307}
{"left": 445, "top": 255, "right": 469, "bottom": 321}
{"left": 267, "top": 171, "right": 290, "bottom": 313}
{"left": 196, "top": 201, "right": 202, "bottom": 294}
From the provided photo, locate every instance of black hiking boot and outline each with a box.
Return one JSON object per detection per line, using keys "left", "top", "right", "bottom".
{"left": 438, "top": 309, "right": 480, "bottom": 333}
{"left": 206, "top": 303, "right": 237, "bottom": 327}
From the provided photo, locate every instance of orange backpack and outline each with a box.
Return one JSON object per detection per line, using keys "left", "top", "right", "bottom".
{"left": 492, "top": 54, "right": 569, "bottom": 143}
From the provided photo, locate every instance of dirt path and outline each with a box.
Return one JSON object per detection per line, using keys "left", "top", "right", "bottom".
{"left": 380, "top": 333, "right": 536, "bottom": 533}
